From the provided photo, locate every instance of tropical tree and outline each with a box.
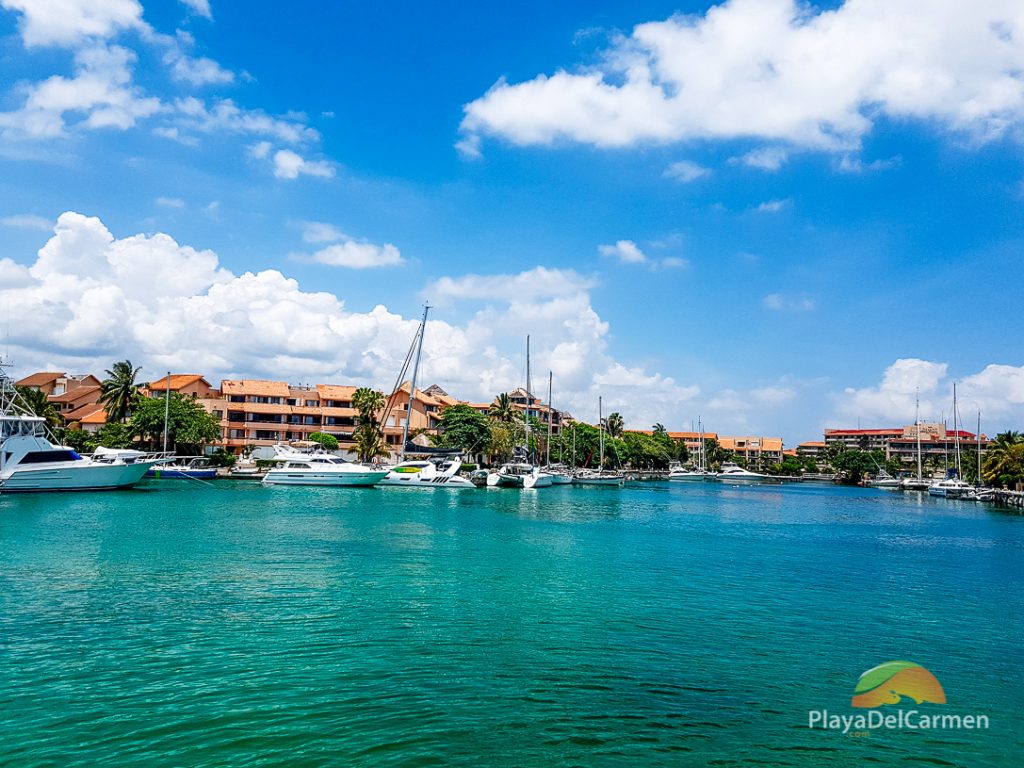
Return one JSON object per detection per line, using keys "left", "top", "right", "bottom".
{"left": 488, "top": 393, "right": 516, "bottom": 423}
{"left": 486, "top": 421, "right": 516, "bottom": 465}
{"left": 436, "top": 404, "right": 492, "bottom": 461}
{"left": 652, "top": 423, "right": 667, "bottom": 436}
{"left": 308, "top": 431, "right": 340, "bottom": 451}
{"left": 983, "top": 433, "right": 1024, "bottom": 488}
{"left": 15, "top": 385, "right": 62, "bottom": 430}
{"left": 130, "top": 393, "right": 220, "bottom": 453}
{"left": 352, "top": 387, "right": 387, "bottom": 462}
{"left": 605, "top": 412, "right": 624, "bottom": 439}
{"left": 99, "top": 360, "right": 142, "bottom": 422}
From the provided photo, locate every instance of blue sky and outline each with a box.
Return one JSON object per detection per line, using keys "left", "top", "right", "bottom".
{"left": 1, "top": 0, "right": 1023, "bottom": 443}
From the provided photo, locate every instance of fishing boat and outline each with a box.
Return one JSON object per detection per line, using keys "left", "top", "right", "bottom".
{"left": 262, "top": 444, "right": 387, "bottom": 487}
{"left": 0, "top": 365, "right": 163, "bottom": 492}
{"left": 865, "top": 468, "right": 900, "bottom": 488}
{"left": 573, "top": 396, "right": 624, "bottom": 486}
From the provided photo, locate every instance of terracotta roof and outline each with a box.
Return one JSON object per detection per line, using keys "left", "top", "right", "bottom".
{"left": 316, "top": 384, "right": 359, "bottom": 400}
{"left": 49, "top": 385, "right": 101, "bottom": 403}
{"left": 799, "top": 441, "right": 827, "bottom": 448}
{"left": 824, "top": 428, "right": 901, "bottom": 436}
{"left": 392, "top": 382, "right": 444, "bottom": 406}
{"left": 624, "top": 429, "right": 720, "bottom": 440}
{"left": 79, "top": 406, "right": 109, "bottom": 424}
{"left": 17, "top": 371, "right": 65, "bottom": 387}
{"left": 64, "top": 402, "right": 106, "bottom": 422}
{"left": 222, "top": 379, "right": 290, "bottom": 397}
{"left": 719, "top": 436, "right": 784, "bottom": 451}
{"left": 145, "top": 374, "right": 210, "bottom": 391}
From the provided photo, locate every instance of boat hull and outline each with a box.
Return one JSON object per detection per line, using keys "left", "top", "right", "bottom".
{"left": 379, "top": 474, "right": 475, "bottom": 489}
{"left": 0, "top": 460, "right": 157, "bottom": 492}
{"left": 263, "top": 470, "right": 387, "bottom": 487}
{"left": 574, "top": 476, "right": 624, "bottom": 486}
{"left": 145, "top": 468, "right": 218, "bottom": 479}
{"left": 669, "top": 472, "right": 710, "bottom": 482}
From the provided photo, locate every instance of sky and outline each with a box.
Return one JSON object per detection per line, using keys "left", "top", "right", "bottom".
{"left": 0, "top": 0, "right": 1023, "bottom": 445}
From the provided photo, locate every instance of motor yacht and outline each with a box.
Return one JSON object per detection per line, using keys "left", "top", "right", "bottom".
{"left": 262, "top": 444, "right": 387, "bottom": 487}
{"left": 0, "top": 376, "right": 162, "bottom": 492}
{"left": 380, "top": 454, "right": 475, "bottom": 489}
{"left": 712, "top": 461, "right": 772, "bottom": 484}
{"left": 668, "top": 466, "right": 713, "bottom": 482}
{"left": 145, "top": 456, "right": 217, "bottom": 479}
{"left": 486, "top": 463, "right": 553, "bottom": 488}
{"left": 927, "top": 476, "right": 976, "bottom": 499}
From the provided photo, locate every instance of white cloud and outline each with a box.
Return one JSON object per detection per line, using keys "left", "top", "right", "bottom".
{"left": 460, "top": 0, "right": 1024, "bottom": 155}
{"left": 733, "top": 146, "right": 788, "bottom": 171}
{"left": 272, "top": 149, "right": 334, "bottom": 180}
{"left": 248, "top": 140, "right": 272, "bottom": 159}
{"left": 165, "top": 50, "right": 233, "bottom": 86}
{"left": 305, "top": 240, "right": 403, "bottom": 269}
{"left": 0, "top": 45, "right": 161, "bottom": 139}
{"left": 300, "top": 221, "right": 346, "bottom": 244}
{"left": 598, "top": 239, "right": 647, "bottom": 264}
{"left": 756, "top": 199, "right": 789, "bottom": 213}
{"left": 836, "top": 154, "right": 901, "bottom": 173}
{"left": 179, "top": 0, "right": 212, "bottom": 20}
{"left": 0, "top": 0, "right": 144, "bottom": 48}
{"left": 2, "top": 212, "right": 700, "bottom": 431}
{"left": 833, "top": 359, "right": 949, "bottom": 425}
{"left": 155, "top": 196, "right": 185, "bottom": 208}
{"left": 658, "top": 256, "right": 689, "bottom": 270}
{"left": 1, "top": 214, "right": 52, "bottom": 230}
{"left": 426, "top": 266, "right": 596, "bottom": 305}
{"left": 173, "top": 98, "right": 319, "bottom": 144}
{"left": 664, "top": 159, "right": 710, "bottom": 182}
{"left": 762, "top": 292, "right": 814, "bottom": 311}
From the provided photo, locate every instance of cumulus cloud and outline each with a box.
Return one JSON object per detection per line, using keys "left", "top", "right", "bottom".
{"left": 305, "top": 241, "right": 403, "bottom": 269}
{"left": 2, "top": 212, "right": 701, "bottom": 430}
{"left": 0, "top": 0, "right": 144, "bottom": 48}
{"left": 179, "top": 0, "right": 211, "bottom": 20}
{"left": 599, "top": 239, "right": 647, "bottom": 264}
{"left": 272, "top": 149, "right": 334, "bottom": 180}
{"left": 460, "top": 0, "right": 1024, "bottom": 155}
{"left": 155, "top": 196, "right": 185, "bottom": 208}
{"left": 300, "top": 221, "right": 346, "bottom": 244}
{"left": 0, "top": 44, "right": 161, "bottom": 139}
{"left": 756, "top": 199, "right": 790, "bottom": 213}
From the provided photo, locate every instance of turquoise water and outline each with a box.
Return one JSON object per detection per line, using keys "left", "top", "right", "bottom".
{"left": 1, "top": 481, "right": 1021, "bottom": 767}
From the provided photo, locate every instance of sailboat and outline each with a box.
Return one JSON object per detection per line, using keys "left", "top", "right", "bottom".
{"left": 380, "top": 305, "right": 475, "bottom": 489}
{"left": 573, "top": 396, "right": 624, "bottom": 486}
{"left": 669, "top": 418, "right": 713, "bottom": 481}
{"left": 928, "top": 382, "right": 975, "bottom": 499}
{"left": 543, "top": 371, "right": 573, "bottom": 484}
{"left": 899, "top": 391, "right": 930, "bottom": 491}
{"left": 487, "top": 336, "right": 552, "bottom": 489}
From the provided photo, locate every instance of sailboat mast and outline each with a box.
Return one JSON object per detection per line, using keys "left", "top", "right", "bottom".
{"left": 977, "top": 412, "right": 982, "bottom": 486}
{"left": 915, "top": 390, "right": 922, "bottom": 481}
{"left": 524, "top": 335, "right": 531, "bottom": 462}
{"left": 400, "top": 304, "right": 430, "bottom": 460}
{"left": 546, "top": 371, "right": 552, "bottom": 467}
{"left": 953, "top": 382, "right": 962, "bottom": 478}
{"left": 598, "top": 395, "right": 604, "bottom": 471}
{"left": 162, "top": 371, "right": 171, "bottom": 453}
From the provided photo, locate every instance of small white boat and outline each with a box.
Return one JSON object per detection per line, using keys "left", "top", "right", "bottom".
{"left": 668, "top": 466, "right": 713, "bottom": 482}
{"left": 899, "top": 477, "right": 930, "bottom": 491}
{"left": 927, "top": 477, "right": 976, "bottom": 499}
{"left": 712, "top": 461, "right": 772, "bottom": 484}
{"left": 262, "top": 445, "right": 387, "bottom": 487}
{"left": 573, "top": 470, "right": 624, "bottom": 486}
{"left": 486, "top": 463, "right": 553, "bottom": 488}
{"left": 865, "top": 469, "right": 900, "bottom": 488}
{"left": 380, "top": 454, "right": 475, "bottom": 489}
{"left": 146, "top": 456, "right": 217, "bottom": 479}
{"left": 543, "top": 464, "right": 574, "bottom": 484}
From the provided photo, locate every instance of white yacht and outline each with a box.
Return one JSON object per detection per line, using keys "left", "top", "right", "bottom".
{"left": 542, "top": 464, "right": 574, "bottom": 484}
{"left": 865, "top": 469, "right": 901, "bottom": 488}
{"left": 380, "top": 454, "right": 475, "bottom": 489}
{"left": 262, "top": 445, "right": 387, "bottom": 487}
{"left": 487, "top": 463, "right": 553, "bottom": 489}
{"left": 0, "top": 375, "right": 162, "bottom": 492}
{"left": 712, "top": 461, "right": 771, "bottom": 484}
{"left": 927, "top": 476, "right": 975, "bottom": 499}
{"left": 668, "top": 466, "right": 713, "bottom": 482}
{"left": 573, "top": 469, "right": 624, "bottom": 486}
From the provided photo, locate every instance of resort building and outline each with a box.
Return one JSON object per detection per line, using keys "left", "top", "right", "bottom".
{"left": 625, "top": 430, "right": 720, "bottom": 458}
{"left": 16, "top": 371, "right": 106, "bottom": 429}
{"left": 824, "top": 428, "right": 903, "bottom": 451}
{"left": 717, "top": 436, "right": 785, "bottom": 467}
{"left": 885, "top": 423, "right": 988, "bottom": 466}
{"left": 382, "top": 382, "right": 461, "bottom": 449}
{"left": 142, "top": 374, "right": 218, "bottom": 400}
{"left": 469, "top": 388, "right": 568, "bottom": 435}
{"left": 796, "top": 441, "right": 827, "bottom": 458}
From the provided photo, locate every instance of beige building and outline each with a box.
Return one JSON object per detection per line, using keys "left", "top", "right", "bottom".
{"left": 16, "top": 372, "right": 106, "bottom": 430}
{"left": 718, "top": 436, "right": 785, "bottom": 466}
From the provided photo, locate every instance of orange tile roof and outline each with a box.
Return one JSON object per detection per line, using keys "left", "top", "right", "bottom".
{"left": 145, "top": 374, "right": 210, "bottom": 391}
{"left": 17, "top": 371, "right": 65, "bottom": 387}
{"left": 799, "top": 441, "right": 827, "bottom": 448}
{"left": 719, "top": 436, "right": 784, "bottom": 451}
{"left": 316, "top": 384, "right": 359, "bottom": 399}
{"left": 49, "top": 385, "right": 101, "bottom": 403}
{"left": 222, "top": 379, "right": 290, "bottom": 397}
{"left": 625, "top": 430, "right": 720, "bottom": 440}
{"left": 65, "top": 402, "right": 106, "bottom": 422}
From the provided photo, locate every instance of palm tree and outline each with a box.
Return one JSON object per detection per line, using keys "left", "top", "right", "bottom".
{"left": 352, "top": 387, "right": 387, "bottom": 462}
{"left": 488, "top": 393, "right": 516, "bottom": 423}
{"left": 652, "top": 423, "right": 668, "bottom": 437}
{"left": 983, "top": 439, "right": 1024, "bottom": 488}
{"left": 605, "top": 412, "right": 624, "bottom": 439}
{"left": 99, "top": 360, "right": 142, "bottom": 422}
{"left": 352, "top": 387, "right": 385, "bottom": 421}
{"left": 15, "top": 385, "right": 62, "bottom": 430}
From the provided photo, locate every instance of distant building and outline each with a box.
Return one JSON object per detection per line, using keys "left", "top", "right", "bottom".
{"left": 383, "top": 382, "right": 461, "bottom": 449}
{"left": 823, "top": 424, "right": 989, "bottom": 466}
{"left": 717, "top": 436, "right": 784, "bottom": 466}
{"left": 142, "top": 374, "right": 218, "bottom": 400}
{"left": 16, "top": 371, "right": 105, "bottom": 430}
{"left": 796, "top": 441, "right": 827, "bottom": 458}
{"left": 824, "top": 428, "right": 903, "bottom": 451}
{"left": 625, "top": 430, "right": 720, "bottom": 458}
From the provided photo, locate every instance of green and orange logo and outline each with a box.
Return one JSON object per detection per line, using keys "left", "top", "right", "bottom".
{"left": 851, "top": 661, "right": 946, "bottom": 708}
